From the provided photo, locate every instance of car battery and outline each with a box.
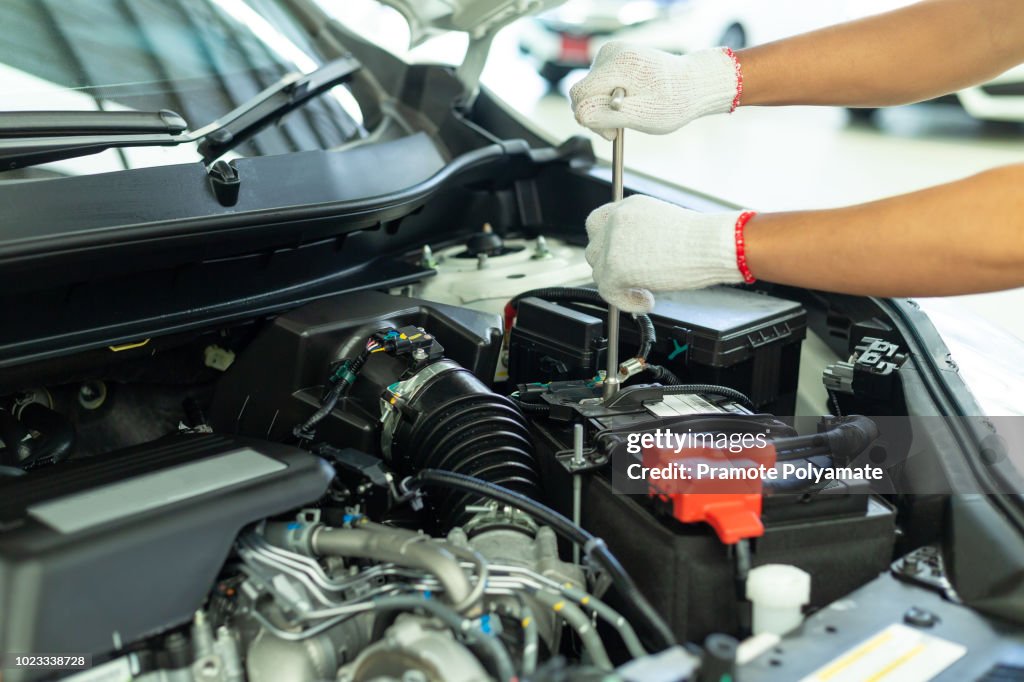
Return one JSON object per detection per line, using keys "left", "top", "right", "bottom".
{"left": 580, "top": 473, "right": 895, "bottom": 644}
{"left": 524, "top": 378, "right": 892, "bottom": 647}
{"left": 523, "top": 384, "right": 895, "bottom": 645}
{"left": 626, "top": 286, "right": 808, "bottom": 414}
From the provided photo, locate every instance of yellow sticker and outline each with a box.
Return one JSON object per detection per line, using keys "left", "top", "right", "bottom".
{"left": 801, "top": 623, "right": 965, "bottom": 682}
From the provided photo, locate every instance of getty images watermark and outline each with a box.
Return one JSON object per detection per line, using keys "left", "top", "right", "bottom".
{"left": 608, "top": 416, "right": 1024, "bottom": 496}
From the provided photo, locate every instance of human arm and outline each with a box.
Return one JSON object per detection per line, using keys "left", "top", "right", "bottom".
{"left": 744, "top": 164, "right": 1024, "bottom": 296}
{"left": 739, "top": 0, "right": 1024, "bottom": 108}
{"left": 570, "top": 0, "right": 1024, "bottom": 135}
{"left": 586, "top": 165, "right": 1024, "bottom": 312}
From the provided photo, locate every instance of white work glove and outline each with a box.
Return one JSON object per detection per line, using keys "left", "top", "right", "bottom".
{"left": 586, "top": 195, "right": 756, "bottom": 313}
{"left": 570, "top": 42, "right": 743, "bottom": 140}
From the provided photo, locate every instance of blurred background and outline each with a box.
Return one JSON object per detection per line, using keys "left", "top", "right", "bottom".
{"left": 335, "top": 0, "right": 1024, "bottom": 347}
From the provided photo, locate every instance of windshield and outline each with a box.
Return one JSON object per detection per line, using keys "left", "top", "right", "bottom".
{"left": 0, "top": 0, "right": 363, "bottom": 179}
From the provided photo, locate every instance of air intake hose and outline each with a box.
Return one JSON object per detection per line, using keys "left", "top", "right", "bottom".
{"left": 381, "top": 360, "right": 540, "bottom": 529}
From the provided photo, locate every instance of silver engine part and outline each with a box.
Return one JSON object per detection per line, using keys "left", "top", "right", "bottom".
{"left": 61, "top": 498, "right": 651, "bottom": 682}
{"left": 337, "top": 615, "right": 489, "bottom": 682}
{"left": 74, "top": 487, "right": 642, "bottom": 682}
{"left": 448, "top": 512, "right": 586, "bottom": 650}
{"left": 246, "top": 622, "right": 362, "bottom": 682}
{"left": 181, "top": 505, "right": 632, "bottom": 682}
{"left": 398, "top": 235, "right": 591, "bottom": 317}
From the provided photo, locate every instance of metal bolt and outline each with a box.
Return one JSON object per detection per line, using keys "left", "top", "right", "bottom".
{"left": 573, "top": 424, "right": 585, "bottom": 466}
{"left": 78, "top": 380, "right": 107, "bottom": 410}
{"left": 420, "top": 245, "right": 437, "bottom": 269}
{"left": 903, "top": 606, "right": 939, "bottom": 628}
{"left": 532, "top": 235, "right": 552, "bottom": 259}
{"left": 195, "top": 656, "right": 220, "bottom": 680}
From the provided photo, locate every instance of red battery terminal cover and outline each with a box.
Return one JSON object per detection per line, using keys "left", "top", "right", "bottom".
{"left": 643, "top": 443, "right": 777, "bottom": 545}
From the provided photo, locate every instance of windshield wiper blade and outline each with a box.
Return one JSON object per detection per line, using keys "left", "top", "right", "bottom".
{"left": 0, "top": 133, "right": 184, "bottom": 171}
{"left": 0, "top": 110, "right": 188, "bottom": 170}
{"left": 0, "top": 56, "right": 361, "bottom": 172}
{"left": 0, "top": 109, "right": 187, "bottom": 137}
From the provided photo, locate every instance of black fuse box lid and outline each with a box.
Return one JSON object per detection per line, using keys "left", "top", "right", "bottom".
{"left": 515, "top": 296, "right": 605, "bottom": 353}
{"left": 650, "top": 287, "right": 807, "bottom": 368}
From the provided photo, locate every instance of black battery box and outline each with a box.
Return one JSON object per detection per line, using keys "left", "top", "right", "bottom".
{"left": 627, "top": 287, "right": 807, "bottom": 414}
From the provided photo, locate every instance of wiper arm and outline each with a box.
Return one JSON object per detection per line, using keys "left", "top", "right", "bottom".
{"left": 0, "top": 56, "right": 361, "bottom": 172}
{"left": 192, "top": 56, "right": 361, "bottom": 163}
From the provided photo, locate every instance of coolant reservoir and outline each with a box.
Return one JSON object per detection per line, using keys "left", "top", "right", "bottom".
{"left": 746, "top": 564, "right": 811, "bottom": 636}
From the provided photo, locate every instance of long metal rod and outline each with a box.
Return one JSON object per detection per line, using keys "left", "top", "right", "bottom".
{"left": 572, "top": 423, "right": 584, "bottom": 564}
{"left": 603, "top": 87, "right": 627, "bottom": 400}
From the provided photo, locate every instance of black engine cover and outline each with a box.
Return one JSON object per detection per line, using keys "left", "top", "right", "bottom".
{"left": 0, "top": 434, "right": 331, "bottom": 664}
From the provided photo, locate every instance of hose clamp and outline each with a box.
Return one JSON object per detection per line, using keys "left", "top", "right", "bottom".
{"left": 379, "top": 359, "right": 463, "bottom": 459}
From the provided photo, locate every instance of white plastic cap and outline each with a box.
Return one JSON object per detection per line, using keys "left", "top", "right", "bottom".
{"left": 746, "top": 564, "right": 811, "bottom": 636}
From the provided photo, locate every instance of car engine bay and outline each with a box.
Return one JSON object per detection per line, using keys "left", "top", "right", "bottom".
{"left": 2, "top": 0, "right": 1024, "bottom": 677}
{"left": 3, "top": 217, "right": 1018, "bottom": 682}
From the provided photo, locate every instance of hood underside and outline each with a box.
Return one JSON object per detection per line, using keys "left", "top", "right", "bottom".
{"left": 377, "top": 0, "right": 566, "bottom": 43}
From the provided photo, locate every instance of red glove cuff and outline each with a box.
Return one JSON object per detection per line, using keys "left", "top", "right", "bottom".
{"left": 724, "top": 47, "right": 744, "bottom": 113}
{"left": 734, "top": 211, "right": 757, "bottom": 284}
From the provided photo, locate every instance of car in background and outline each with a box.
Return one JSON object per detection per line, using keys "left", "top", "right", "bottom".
{"left": 843, "top": 0, "right": 1024, "bottom": 123}
{"left": 952, "top": 65, "right": 1024, "bottom": 123}
{"left": 517, "top": 0, "right": 744, "bottom": 87}
{"left": 522, "top": 0, "right": 1024, "bottom": 120}
{"left": 517, "top": 0, "right": 845, "bottom": 87}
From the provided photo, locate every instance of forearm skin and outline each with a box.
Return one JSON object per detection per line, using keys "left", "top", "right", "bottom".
{"left": 738, "top": 0, "right": 1024, "bottom": 108}
{"left": 744, "top": 164, "right": 1024, "bottom": 297}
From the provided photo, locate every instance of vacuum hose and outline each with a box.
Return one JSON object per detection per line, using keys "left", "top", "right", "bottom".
{"left": 772, "top": 416, "right": 879, "bottom": 462}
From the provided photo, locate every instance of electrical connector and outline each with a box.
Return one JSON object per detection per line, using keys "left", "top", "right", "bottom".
{"left": 371, "top": 326, "right": 444, "bottom": 361}
{"left": 618, "top": 357, "right": 647, "bottom": 381}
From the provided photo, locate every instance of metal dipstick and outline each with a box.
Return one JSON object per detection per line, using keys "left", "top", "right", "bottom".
{"left": 603, "top": 87, "right": 626, "bottom": 400}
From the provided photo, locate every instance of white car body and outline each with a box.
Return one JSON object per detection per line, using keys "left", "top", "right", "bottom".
{"left": 517, "top": 0, "right": 750, "bottom": 83}
{"left": 955, "top": 65, "right": 1024, "bottom": 122}
{"left": 841, "top": 0, "right": 1024, "bottom": 122}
